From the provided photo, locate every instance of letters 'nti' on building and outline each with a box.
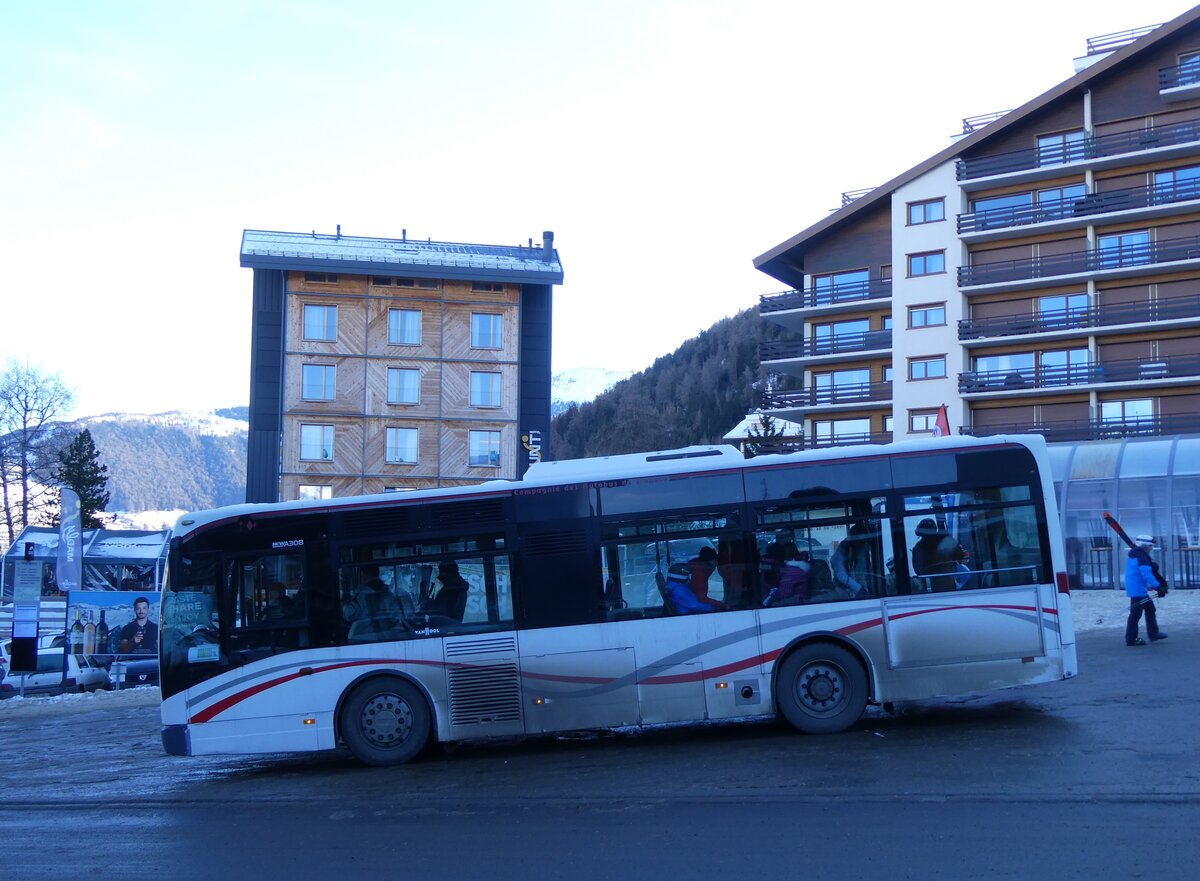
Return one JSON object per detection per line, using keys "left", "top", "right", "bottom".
{"left": 755, "top": 9, "right": 1200, "bottom": 447}
{"left": 240, "top": 229, "right": 563, "bottom": 503}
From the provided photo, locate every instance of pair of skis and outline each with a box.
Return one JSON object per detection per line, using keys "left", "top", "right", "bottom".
{"left": 1102, "top": 511, "right": 1168, "bottom": 597}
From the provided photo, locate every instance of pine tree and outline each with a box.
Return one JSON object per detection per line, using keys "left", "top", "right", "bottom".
{"left": 53, "top": 429, "right": 110, "bottom": 528}
{"left": 744, "top": 413, "right": 784, "bottom": 459}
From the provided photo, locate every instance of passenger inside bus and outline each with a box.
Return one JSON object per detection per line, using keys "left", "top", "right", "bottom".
{"left": 763, "top": 544, "right": 810, "bottom": 606}
{"left": 911, "top": 518, "right": 968, "bottom": 592}
{"left": 344, "top": 565, "right": 409, "bottom": 638}
{"left": 831, "top": 521, "right": 876, "bottom": 596}
{"left": 687, "top": 547, "right": 727, "bottom": 611}
{"left": 419, "top": 561, "right": 470, "bottom": 622}
{"left": 662, "top": 563, "right": 717, "bottom": 614}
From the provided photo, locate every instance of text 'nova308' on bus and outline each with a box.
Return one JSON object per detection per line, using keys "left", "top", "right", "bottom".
{"left": 158, "top": 434, "right": 1077, "bottom": 766}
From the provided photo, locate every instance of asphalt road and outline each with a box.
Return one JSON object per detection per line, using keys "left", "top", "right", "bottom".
{"left": 3, "top": 627, "right": 1198, "bottom": 881}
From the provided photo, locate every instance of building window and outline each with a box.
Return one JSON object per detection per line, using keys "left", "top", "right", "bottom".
{"left": 884, "top": 416, "right": 894, "bottom": 433}
{"left": 1100, "top": 398, "right": 1154, "bottom": 429}
{"left": 813, "top": 318, "right": 869, "bottom": 353}
{"left": 388, "top": 309, "right": 422, "bottom": 345}
{"left": 298, "top": 485, "right": 332, "bottom": 500}
{"left": 1037, "top": 129, "right": 1087, "bottom": 166}
{"left": 812, "top": 269, "right": 870, "bottom": 303}
{"left": 907, "top": 251, "right": 945, "bottom": 277}
{"left": 469, "top": 430, "right": 501, "bottom": 467}
{"left": 303, "top": 305, "right": 337, "bottom": 341}
{"left": 1153, "top": 164, "right": 1200, "bottom": 201}
{"left": 300, "top": 424, "right": 334, "bottom": 460}
{"left": 813, "top": 368, "right": 872, "bottom": 403}
{"left": 471, "top": 281, "right": 504, "bottom": 293}
{"left": 883, "top": 315, "right": 893, "bottom": 330}
{"left": 1039, "top": 348, "right": 1091, "bottom": 386}
{"left": 386, "top": 427, "right": 418, "bottom": 464}
{"left": 303, "top": 272, "right": 338, "bottom": 284}
{"left": 907, "top": 199, "right": 945, "bottom": 225}
{"left": 1097, "top": 230, "right": 1151, "bottom": 269}
{"left": 909, "top": 356, "right": 947, "bottom": 380}
{"left": 301, "top": 364, "right": 336, "bottom": 401}
{"left": 910, "top": 410, "right": 940, "bottom": 433}
{"left": 883, "top": 365, "right": 894, "bottom": 382}
{"left": 1037, "top": 293, "right": 1088, "bottom": 328}
{"left": 909, "top": 303, "right": 946, "bottom": 328}
{"left": 470, "top": 371, "right": 502, "bottom": 407}
{"left": 813, "top": 418, "right": 871, "bottom": 444}
{"left": 471, "top": 313, "right": 502, "bottom": 348}
{"left": 1178, "top": 51, "right": 1200, "bottom": 86}
{"left": 387, "top": 368, "right": 420, "bottom": 404}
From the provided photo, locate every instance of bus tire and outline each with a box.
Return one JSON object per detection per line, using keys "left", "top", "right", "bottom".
{"left": 340, "top": 677, "right": 431, "bottom": 766}
{"left": 775, "top": 642, "right": 868, "bottom": 735}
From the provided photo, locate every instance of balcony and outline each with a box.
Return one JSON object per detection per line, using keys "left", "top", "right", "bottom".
{"left": 956, "top": 117, "right": 1200, "bottom": 182}
{"left": 958, "top": 352, "right": 1200, "bottom": 395}
{"left": 762, "top": 381, "right": 893, "bottom": 413}
{"left": 759, "top": 278, "right": 892, "bottom": 315}
{"left": 962, "top": 411, "right": 1200, "bottom": 442}
{"left": 957, "top": 178, "right": 1200, "bottom": 236}
{"left": 958, "top": 294, "right": 1200, "bottom": 341}
{"left": 804, "top": 431, "right": 895, "bottom": 449}
{"left": 760, "top": 330, "right": 893, "bottom": 363}
{"left": 1160, "top": 61, "right": 1200, "bottom": 101}
{"left": 958, "top": 233, "right": 1200, "bottom": 290}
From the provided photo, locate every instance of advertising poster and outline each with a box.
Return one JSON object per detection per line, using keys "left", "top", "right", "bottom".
{"left": 66, "top": 590, "right": 162, "bottom": 661}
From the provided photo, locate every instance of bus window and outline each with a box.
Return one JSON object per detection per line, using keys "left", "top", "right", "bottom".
{"left": 757, "top": 497, "right": 892, "bottom": 604}
{"left": 903, "top": 485, "right": 1048, "bottom": 592}
{"left": 338, "top": 555, "right": 514, "bottom": 642}
{"left": 602, "top": 534, "right": 732, "bottom": 617}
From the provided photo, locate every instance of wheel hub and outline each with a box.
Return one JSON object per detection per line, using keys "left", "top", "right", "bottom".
{"left": 361, "top": 693, "right": 414, "bottom": 747}
{"left": 799, "top": 665, "right": 842, "bottom": 711}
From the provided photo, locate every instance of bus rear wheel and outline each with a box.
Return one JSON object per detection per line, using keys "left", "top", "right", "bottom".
{"left": 340, "top": 677, "right": 431, "bottom": 766}
{"left": 776, "top": 643, "right": 868, "bottom": 735}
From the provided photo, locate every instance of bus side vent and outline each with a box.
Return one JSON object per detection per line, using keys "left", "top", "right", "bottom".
{"left": 445, "top": 636, "right": 516, "bottom": 658}
{"left": 524, "top": 530, "right": 589, "bottom": 556}
{"left": 430, "top": 499, "right": 506, "bottom": 529}
{"left": 341, "top": 507, "right": 414, "bottom": 538}
{"left": 448, "top": 663, "right": 523, "bottom": 726}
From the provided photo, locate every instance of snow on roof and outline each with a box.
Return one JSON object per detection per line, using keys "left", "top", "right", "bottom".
{"left": 240, "top": 229, "right": 564, "bottom": 284}
{"left": 3, "top": 528, "right": 169, "bottom": 562}
{"left": 723, "top": 415, "right": 804, "bottom": 441}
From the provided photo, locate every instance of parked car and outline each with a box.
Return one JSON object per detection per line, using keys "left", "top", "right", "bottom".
{"left": 107, "top": 656, "right": 159, "bottom": 690}
{"left": 0, "top": 647, "right": 108, "bottom": 698}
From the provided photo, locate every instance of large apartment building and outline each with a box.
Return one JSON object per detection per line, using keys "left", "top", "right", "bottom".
{"left": 240, "top": 228, "right": 563, "bottom": 503}
{"left": 754, "top": 9, "right": 1200, "bottom": 449}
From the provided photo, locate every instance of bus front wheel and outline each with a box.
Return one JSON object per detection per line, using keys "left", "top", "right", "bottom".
{"left": 776, "top": 643, "right": 868, "bottom": 735}
{"left": 340, "top": 677, "right": 432, "bottom": 766}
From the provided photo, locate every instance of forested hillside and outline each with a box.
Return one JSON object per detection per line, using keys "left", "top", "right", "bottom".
{"left": 551, "top": 307, "right": 793, "bottom": 459}
{"left": 82, "top": 407, "right": 248, "bottom": 512}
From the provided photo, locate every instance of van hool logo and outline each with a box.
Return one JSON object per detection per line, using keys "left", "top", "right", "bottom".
{"left": 522, "top": 430, "right": 543, "bottom": 463}
{"left": 271, "top": 540, "right": 305, "bottom": 548}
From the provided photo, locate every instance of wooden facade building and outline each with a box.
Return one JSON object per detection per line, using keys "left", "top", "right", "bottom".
{"left": 240, "top": 229, "right": 563, "bottom": 502}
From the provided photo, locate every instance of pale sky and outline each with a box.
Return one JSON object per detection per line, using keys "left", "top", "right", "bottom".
{"left": 2, "top": 0, "right": 1194, "bottom": 418}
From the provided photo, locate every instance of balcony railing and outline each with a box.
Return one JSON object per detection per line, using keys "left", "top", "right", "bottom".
{"left": 804, "top": 431, "right": 894, "bottom": 449}
{"left": 957, "top": 177, "right": 1200, "bottom": 234}
{"left": 1160, "top": 61, "right": 1200, "bottom": 90}
{"left": 956, "top": 117, "right": 1200, "bottom": 181}
{"left": 962, "top": 411, "right": 1200, "bottom": 442}
{"left": 958, "top": 294, "right": 1200, "bottom": 340}
{"left": 762, "top": 381, "right": 893, "bottom": 409}
{"left": 759, "top": 278, "right": 892, "bottom": 313}
{"left": 958, "top": 233, "right": 1200, "bottom": 288}
{"left": 958, "top": 352, "right": 1200, "bottom": 394}
{"left": 760, "top": 330, "right": 893, "bottom": 361}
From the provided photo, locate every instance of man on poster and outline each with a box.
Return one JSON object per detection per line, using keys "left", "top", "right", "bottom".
{"left": 118, "top": 596, "right": 159, "bottom": 655}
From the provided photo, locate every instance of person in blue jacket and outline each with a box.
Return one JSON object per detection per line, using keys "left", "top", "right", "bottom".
{"left": 1125, "top": 534, "right": 1168, "bottom": 646}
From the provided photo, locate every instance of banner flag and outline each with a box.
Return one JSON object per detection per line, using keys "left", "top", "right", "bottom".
{"left": 932, "top": 404, "right": 950, "bottom": 438}
{"left": 57, "top": 488, "right": 83, "bottom": 593}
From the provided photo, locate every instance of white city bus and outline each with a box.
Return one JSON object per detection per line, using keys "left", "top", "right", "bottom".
{"left": 159, "top": 434, "right": 1076, "bottom": 766}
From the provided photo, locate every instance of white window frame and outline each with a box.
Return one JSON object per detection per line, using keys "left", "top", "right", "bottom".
{"left": 468, "top": 430, "right": 501, "bottom": 467}
{"left": 303, "top": 304, "right": 337, "bottom": 341}
{"left": 388, "top": 309, "right": 422, "bottom": 346}
{"left": 301, "top": 364, "right": 336, "bottom": 401}
{"left": 471, "top": 313, "right": 503, "bottom": 349}
{"left": 298, "top": 485, "right": 332, "bottom": 500}
{"left": 385, "top": 427, "right": 419, "bottom": 464}
{"left": 300, "top": 424, "right": 334, "bottom": 461}
{"left": 469, "top": 371, "right": 502, "bottom": 408}
{"left": 387, "top": 367, "right": 420, "bottom": 405}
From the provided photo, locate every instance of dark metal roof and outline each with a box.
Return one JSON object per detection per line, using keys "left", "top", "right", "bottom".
{"left": 753, "top": 6, "right": 1200, "bottom": 284}
{"left": 240, "top": 228, "right": 564, "bottom": 285}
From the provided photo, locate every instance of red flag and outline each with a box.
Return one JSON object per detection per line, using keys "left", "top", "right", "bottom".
{"left": 932, "top": 404, "right": 950, "bottom": 438}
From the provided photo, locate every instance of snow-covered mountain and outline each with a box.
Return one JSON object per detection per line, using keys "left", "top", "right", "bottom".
{"left": 551, "top": 367, "right": 632, "bottom": 415}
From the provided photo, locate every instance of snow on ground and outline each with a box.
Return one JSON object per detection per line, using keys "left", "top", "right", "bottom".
{"left": 1, "top": 590, "right": 1194, "bottom": 719}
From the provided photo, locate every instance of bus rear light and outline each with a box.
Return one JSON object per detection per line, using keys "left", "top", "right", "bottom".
{"left": 1055, "top": 572, "right": 1070, "bottom": 594}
